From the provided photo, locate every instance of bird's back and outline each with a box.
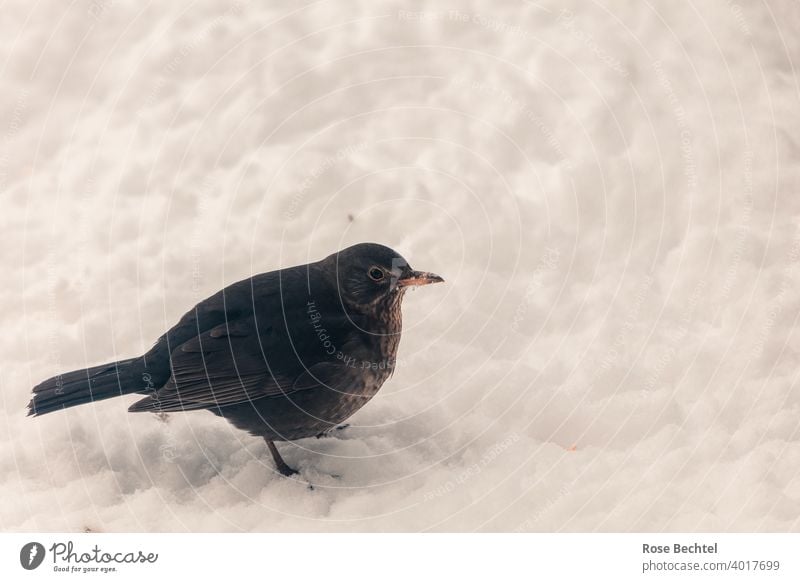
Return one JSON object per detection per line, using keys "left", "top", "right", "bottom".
{"left": 130, "top": 261, "right": 403, "bottom": 422}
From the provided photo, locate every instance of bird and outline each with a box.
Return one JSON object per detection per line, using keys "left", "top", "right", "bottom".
{"left": 28, "top": 243, "right": 444, "bottom": 476}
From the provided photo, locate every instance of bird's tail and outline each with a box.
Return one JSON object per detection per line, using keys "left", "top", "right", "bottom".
{"left": 28, "top": 357, "right": 144, "bottom": 416}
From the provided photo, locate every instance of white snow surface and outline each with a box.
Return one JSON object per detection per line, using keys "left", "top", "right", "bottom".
{"left": 2, "top": 0, "right": 800, "bottom": 532}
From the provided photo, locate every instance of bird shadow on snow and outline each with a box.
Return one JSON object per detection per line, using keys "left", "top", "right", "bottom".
{"left": 113, "top": 413, "right": 421, "bottom": 500}
{"left": 16, "top": 403, "right": 443, "bottom": 531}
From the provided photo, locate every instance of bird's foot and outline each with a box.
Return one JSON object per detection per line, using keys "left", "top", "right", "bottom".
{"left": 277, "top": 464, "right": 299, "bottom": 477}
{"left": 265, "top": 439, "right": 300, "bottom": 478}
{"left": 315, "top": 423, "right": 350, "bottom": 439}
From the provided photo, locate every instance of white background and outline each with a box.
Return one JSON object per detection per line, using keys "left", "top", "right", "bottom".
{"left": 1, "top": 1, "right": 799, "bottom": 532}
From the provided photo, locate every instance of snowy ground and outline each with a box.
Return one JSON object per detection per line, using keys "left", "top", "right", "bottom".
{"left": 2, "top": 0, "right": 799, "bottom": 532}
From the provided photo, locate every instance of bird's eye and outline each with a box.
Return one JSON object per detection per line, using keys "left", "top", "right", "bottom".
{"left": 368, "top": 267, "right": 385, "bottom": 281}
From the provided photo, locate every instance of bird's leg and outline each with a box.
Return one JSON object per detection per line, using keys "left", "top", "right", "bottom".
{"left": 265, "top": 439, "right": 298, "bottom": 476}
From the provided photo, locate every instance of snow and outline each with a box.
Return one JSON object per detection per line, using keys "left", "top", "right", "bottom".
{"left": 1, "top": 0, "right": 799, "bottom": 531}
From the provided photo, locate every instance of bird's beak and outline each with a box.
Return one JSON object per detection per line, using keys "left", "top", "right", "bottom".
{"left": 397, "top": 270, "right": 445, "bottom": 288}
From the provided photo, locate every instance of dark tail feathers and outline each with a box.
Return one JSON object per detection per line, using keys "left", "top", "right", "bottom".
{"left": 28, "top": 357, "right": 144, "bottom": 416}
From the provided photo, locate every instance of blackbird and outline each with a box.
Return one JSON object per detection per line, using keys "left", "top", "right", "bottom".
{"left": 28, "top": 243, "right": 443, "bottom": 476}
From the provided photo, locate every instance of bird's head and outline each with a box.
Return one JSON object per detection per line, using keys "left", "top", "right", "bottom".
{"left": 322, "top": 243, "right": 444, "bottom": 311}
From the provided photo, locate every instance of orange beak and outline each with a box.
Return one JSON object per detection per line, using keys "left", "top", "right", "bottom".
{"left": 397, "top": 270, "right": 445, "bottom": 288}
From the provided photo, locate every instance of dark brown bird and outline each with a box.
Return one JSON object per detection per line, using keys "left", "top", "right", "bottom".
{"left": 28, "top": 243, "right": 443, "bottom": 476}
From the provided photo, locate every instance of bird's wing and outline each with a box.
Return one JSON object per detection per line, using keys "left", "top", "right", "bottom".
{"left": 140, "top": 268, "right": 303, "bottom": 379}
{"left": 128, "top": 319, "right": 305, "bottom": 412}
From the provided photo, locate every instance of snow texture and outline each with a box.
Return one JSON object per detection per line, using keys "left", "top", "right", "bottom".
{"left": 1, "top": 0, "right": 800, "bottom": 531}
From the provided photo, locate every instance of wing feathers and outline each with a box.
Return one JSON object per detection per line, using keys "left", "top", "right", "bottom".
{"left": 130, "top": 320, "right": 292, "bottom": 412}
